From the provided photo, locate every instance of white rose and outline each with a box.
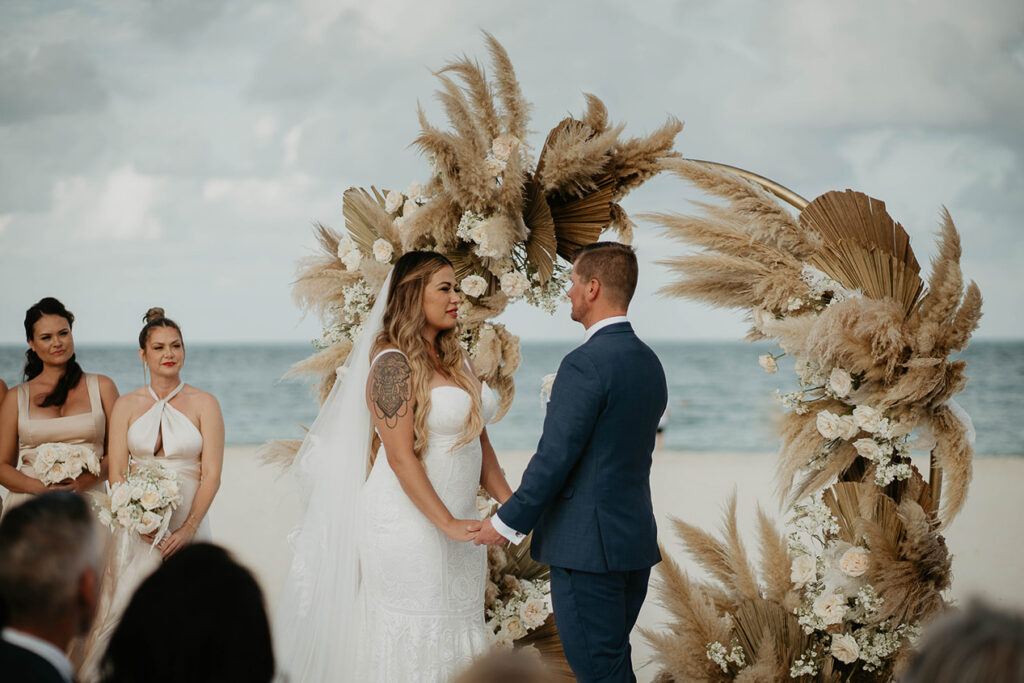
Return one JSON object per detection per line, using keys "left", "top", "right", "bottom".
{"left": 384, "top": 190, "right": 403, "bottom": 214}
{"left": 83, "top": 449, "right": 101, "bottom": 474}
{"left": 110, "top": 483, "right": 132, "bottom": 510}
{"left": 138, "top": 510, "right": 162, "bottom": 535}
{"left": 831, "top": 633, "right": 860, "bottom": 663}
{"left": 402, "top": 198, "right": 418, "bottom": 217}
{"left": 812, "top": 592, "right": 849, "bottom": 625}
{"left": 484, "top": 156, "right": 506, "bottom": 177}
{"left": 839, "top": 546, "right": 870, "bottom": 577}
{"left": 500, "top": 270, "right": 529, "bottom": 299}
{"left": 405, "top": 181, "right": 423, "bottom": 201}
{"left": 853, "top": 438, "right": 881, "bottom": 461}
{"left": 502, "top": 617, "right": 528, "bottom": 640}
{"left": 130, "top": 485, "right": 144, "bottom": 500}
{"left": 115, "top": 506, "right": 134, "bottom": 528}
{"left": 488, "top": 628, "right": 514, "bottom": 649}
{"left": 520, "top": 598, "right": 549, "bottom": 630}
{"left": 758, "top": 354, "right": 777, "bottom": 374}
{"left": 816, "top": 410, "right": 844, "bottom": 441}
{"left": 468, "top": 224, "right": 486, "bottom": 245}
{"left": 336, "top": 235, "right": 356, "bottom": 259}
{"left": 372, "top": 238, "right": 393, "bottom": 263}
{"left": 790, "top": 555, "right": 817, "bottom": 587}
{"left": 160, "top": 478, "right": 180, "bottom": 499}
{"left": 828, "top": 368, "right": 853, "bottom": 397}
{"left": 341, "top": 248, "right": 362, "bottom": 271}
{"left": 853, "top": 405, "right": 882, "bottom": 433}
{"left": 461, "top": 275, "right": 488, "bottom": 298}
{"left": 139, "top": 490, "right": 163, "bottom": 511}
{"left": 838, "top": 415, "right": 859, "bottom": 440}
{"left": 47, "top": 461, "right": 70, "bottom": 484}
{"left": 491, "top": 134, "right": 520, "bottom": 162}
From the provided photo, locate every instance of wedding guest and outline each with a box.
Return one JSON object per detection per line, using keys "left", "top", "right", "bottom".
{"left": 0, "top": 298, "right": 119, "bottom": 517}
{"left": 79, "top": 307, "right": 223, "bottom": 682}
{"left": 98, "top": 543, "right": 273, "bottom": 683}
{"left": 0, "top": 491, "right": 101, "bottom": 683}
{"left": 902, "top": 600, "right": 1024, "bottom": 682}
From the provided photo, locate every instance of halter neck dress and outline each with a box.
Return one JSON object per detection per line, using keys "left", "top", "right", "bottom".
{"left": 79, "top": 382, "right": 211, "bottom": 683}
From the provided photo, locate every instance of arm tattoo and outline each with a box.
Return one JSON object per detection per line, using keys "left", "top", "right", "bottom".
{"left": 370, "top": 353, "right": 411, "bottom": 429}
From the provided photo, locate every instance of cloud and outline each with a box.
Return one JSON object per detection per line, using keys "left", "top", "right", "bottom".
{"left": 0, "top": 43, "right": 108, "bottom": 123}
{"left": 52, "top": 164, "right": 165, "bottom": 241}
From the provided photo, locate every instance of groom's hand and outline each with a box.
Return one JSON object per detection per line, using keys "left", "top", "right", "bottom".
{"left": 474, "top": 516, "right": 507, "bottom": 546}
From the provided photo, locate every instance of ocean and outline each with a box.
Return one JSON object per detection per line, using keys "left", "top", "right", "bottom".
{"left": 1, "top": 340, "right": 1020, "bottom": 455}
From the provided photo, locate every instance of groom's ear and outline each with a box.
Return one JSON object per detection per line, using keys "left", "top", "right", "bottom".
{"left": 586, "top": 277, "right": 601, "bottom": 302}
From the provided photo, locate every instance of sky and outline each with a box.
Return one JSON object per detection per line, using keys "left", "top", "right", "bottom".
{"left": 1, "top": 0, "right": 1022, "bottom": 344}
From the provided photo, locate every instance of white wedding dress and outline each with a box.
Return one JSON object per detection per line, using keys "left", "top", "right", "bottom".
{"left": 355, "top": 349, "right": 496, "bottom": 680}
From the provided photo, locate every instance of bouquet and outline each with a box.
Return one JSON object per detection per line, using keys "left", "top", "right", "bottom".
{"left": 93, "top": 461, "right": 183, "bottom": 547}
{"left": 29, "top": 442, "right": 100, "bottom": 486}
{"left": 485, "top": 545, "right": 552, "bottom": 648}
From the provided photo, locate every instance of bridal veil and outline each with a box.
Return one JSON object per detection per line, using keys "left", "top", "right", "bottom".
{"left": 274, "top": 272, "right": 392, "bottom": 681}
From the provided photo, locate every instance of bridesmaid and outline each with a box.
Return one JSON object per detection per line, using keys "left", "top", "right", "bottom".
{"left": 80, "top": 307, "right": 224, "bottom": 682}
{"left": 0, "top": 297, "right": 118, "bottom": 516}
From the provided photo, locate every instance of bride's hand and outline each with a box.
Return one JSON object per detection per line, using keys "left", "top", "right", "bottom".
{"left": 443, "top": 518, "right": 482, "bottom": 543}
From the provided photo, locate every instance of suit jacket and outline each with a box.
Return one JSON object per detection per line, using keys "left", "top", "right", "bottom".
{"left": 499, "top": 322, "right": 667, "bottom": 572}
{"left": 0, "top": 638, "right": 68, "bottom": 683}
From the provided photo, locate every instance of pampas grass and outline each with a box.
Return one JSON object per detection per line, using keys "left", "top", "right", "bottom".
{"left": 647, "top": 161, "right": 979, "bottom": 680}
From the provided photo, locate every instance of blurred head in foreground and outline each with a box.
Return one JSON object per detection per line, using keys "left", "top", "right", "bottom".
{"left": 902, "top": 599, "right": 1024, "bottom": 683}
{"left": 0, "top": 491, "right": 99, "bottom": 648}
{"left": 99, "top": 543, "right": 274, "bottom": 683}
{"left": 453, "top": 647, "right": 557, "bottom": 683}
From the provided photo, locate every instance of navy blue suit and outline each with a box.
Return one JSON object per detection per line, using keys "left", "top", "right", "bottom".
{"left": 498, "top": 322, "right": 666, "bottom": 682}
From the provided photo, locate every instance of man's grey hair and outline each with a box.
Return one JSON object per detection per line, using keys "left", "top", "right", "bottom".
{"left": 0, "top": 491, "right": 99, "bottom": 624}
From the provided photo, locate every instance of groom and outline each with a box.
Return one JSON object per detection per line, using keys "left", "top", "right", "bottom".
{"left": 476, "top": 241, "right": 667, "bottom": 683}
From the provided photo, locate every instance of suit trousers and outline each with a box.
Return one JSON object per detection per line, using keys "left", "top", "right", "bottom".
{"left": 549, "top": 565, "right": 651, "bottom": 683}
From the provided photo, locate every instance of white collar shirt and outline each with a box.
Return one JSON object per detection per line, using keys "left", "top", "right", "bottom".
{"left": 2, "top": 627, "right": 74, "bottom": 683}
{"left": 583, "top": 315, "right": 629, "bottom": 344}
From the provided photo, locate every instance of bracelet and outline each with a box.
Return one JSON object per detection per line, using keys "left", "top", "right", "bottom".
{"left": 183, "top": 518, "right": 199, "bottom": 532}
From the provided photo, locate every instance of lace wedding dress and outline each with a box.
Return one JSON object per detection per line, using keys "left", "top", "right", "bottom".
{"left": 275, "top": 274, "right": 494, "bottom": 682}
{"left": 354, "top": 350, "right": 496, "bottom": 681}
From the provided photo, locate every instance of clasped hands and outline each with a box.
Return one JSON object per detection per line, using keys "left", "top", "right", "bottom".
{"left": 444, "top": 516, "right": 508, "bottom": 546}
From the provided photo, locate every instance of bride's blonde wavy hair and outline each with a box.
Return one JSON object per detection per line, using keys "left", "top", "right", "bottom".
{"left": 371, "top": 251, "right": 482, "bottom": 461}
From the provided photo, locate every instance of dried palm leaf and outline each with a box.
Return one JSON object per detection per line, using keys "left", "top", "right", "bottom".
{"left": 515, "top": 614, "right": 574, "bottom": 680}
{"left": 549, "top": 173, "right": 615, "bottom": 260}
{"left": 522, "top": 179, "right": 557, "bottom": 284}
{"left": 342, "top": 186, "right": 398, "bottom": 254}
{"left": 799, "top": 190, "right": 924, "bottom": 316}
{"left": 731, "top": 600, "right": 811, "bottom": 681}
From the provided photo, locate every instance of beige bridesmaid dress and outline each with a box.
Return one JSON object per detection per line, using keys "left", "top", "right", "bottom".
{"left": 79, "top": 382, "right": 211, "bottom": 683}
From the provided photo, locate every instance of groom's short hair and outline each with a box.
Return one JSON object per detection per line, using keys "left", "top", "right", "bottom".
{"left": 573, "top": 241, "right": 639, "bottom": 308}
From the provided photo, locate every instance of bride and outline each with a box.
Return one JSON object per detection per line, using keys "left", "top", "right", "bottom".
{"left": 275, "top": 251, "right": 514, "bottom": 681}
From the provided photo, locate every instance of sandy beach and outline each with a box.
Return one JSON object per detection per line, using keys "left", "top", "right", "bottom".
{"left": 210, "top": 447, "right": 1024, "bottom": 681}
